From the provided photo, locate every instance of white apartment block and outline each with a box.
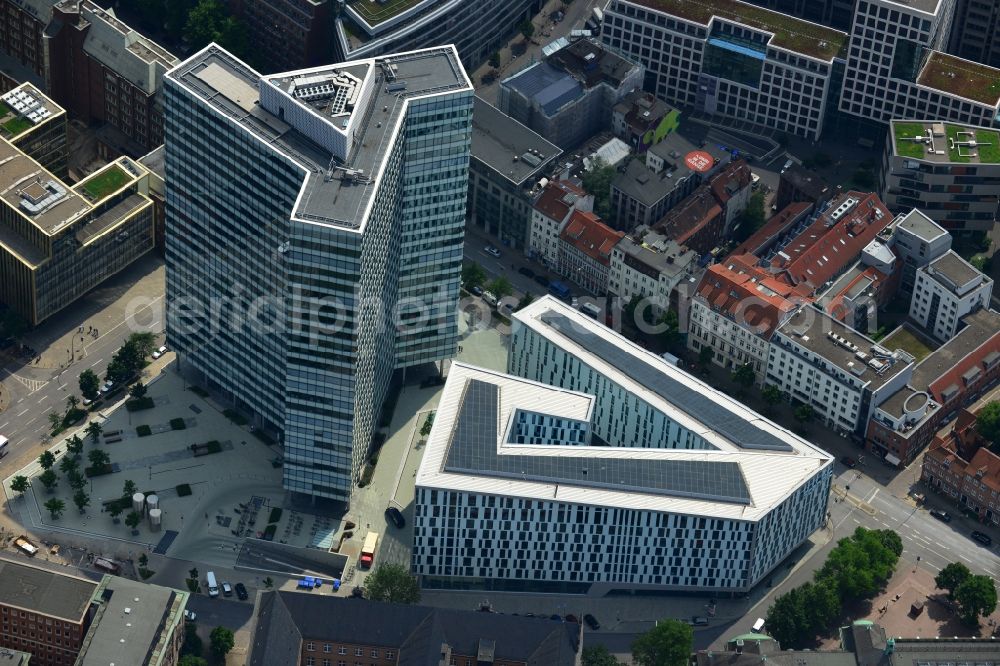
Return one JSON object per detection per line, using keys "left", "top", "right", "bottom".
{"left": 600, "top": 0, "right": 847, "bottom": 140}
{"left": 607, "top": 231, "right": 699, "bottom": 317}
{"left": 412, "top": 298, "right": 833, "bottom": 595}
{"left": 767, "top": 308, "right": 915, "bottom": 435}
{"left": 887, "top": 208, "right": 951, "bottom": 293}
{"left": 689, "top": 300, "right": 779, "bottom": 384}
{"left": 909, "top": 250, "right": 992, "bottom": 341}
{"left": 839, "top": 0, "right": 1000, "bottom": 129}
{"left": 528, "top": 180, "right": 592, "bottom": 268}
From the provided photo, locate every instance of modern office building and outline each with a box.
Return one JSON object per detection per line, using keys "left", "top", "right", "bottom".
{"left": 499, "top": 36, "right": 643, "bottom": 150}
{"left": 949, "top": 0, "right": 1000, "bottom": 69}
{"left": 248, "top": 592, "right": 580, "bottom": 666}
{"left": 164, "top": 45, "right": 473, "bottom": 502}
{"left": 469, "top": 97, "right": 560, "bottom": 251}
{"left": 743, "top": 0, "right": 856, "bottom": 31}
{"left": 839, "top": 0, "right": 1000, "bottom": 130}
{"left": 412, "top": 297, "right": 833, "bottom": 595}
{"left": 0, "top": 139, "right": 155, "bottom": 326}
{"left": 0, "top": 82, "right": 67, "bottom": 177}
{"left": 880, "top": 120, "right": 1000, "bottom": 233}
{"left": 601, "top": 0, "right": 848, "bottom": 140}
{"left": 334, "top": 0, "right": 542, "bottom": 70}
{"left": 908, "top": 250, "right": 992, "bottom": 341}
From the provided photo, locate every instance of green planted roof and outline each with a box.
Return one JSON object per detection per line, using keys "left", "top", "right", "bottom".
{"left": 918, "top": 51, "right": 1000, "bottom": 106}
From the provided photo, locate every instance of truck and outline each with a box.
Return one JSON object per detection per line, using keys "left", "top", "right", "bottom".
{"left": 0, "top": 435, "right": 8, "bottom": 458}
{"left": 548, "top": 281, "right": 572, "bottom": 303}
{"left": 360, "top": 531, "right": 379, "bottom": 569}
{"left": 14, "top": 536, "right": 38, "bottom": 556}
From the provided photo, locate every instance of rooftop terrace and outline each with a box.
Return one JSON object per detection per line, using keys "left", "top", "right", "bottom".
{"left": 917, "top": 51, "right": 1000, "bottom": 107}
{"left": 346, "top": 0, "right": 430, "bottom": 26}
{"left": 891, "top": 120, "right": 1000, "bottom": 164}
{"left": 628, "top": 0, "right": 847, "bottom": 60}
{"left": 0, "top": 83, "right": 63, "bottom": 140}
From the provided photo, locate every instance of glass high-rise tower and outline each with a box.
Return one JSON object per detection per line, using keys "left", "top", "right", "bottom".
{"left": 163, "top": 44, "right": 473, "bottom": 502}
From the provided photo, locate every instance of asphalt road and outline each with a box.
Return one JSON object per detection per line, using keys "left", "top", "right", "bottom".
{"left": 187, "top": 593, "right": 254, "bottom": 629}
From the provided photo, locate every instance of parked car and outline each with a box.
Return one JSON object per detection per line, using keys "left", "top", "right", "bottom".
{"left": 469, "top": 285, "right": 483, "bottom": 297}
{"left": 564, "top": 614, "right": 579, "bottom": 623}
{"left": 534, "top": 275, "right": 550, "bottom": 288}
{"left": 222, "top": 582, "right": 233, "bottom": 597}
{"left": 99, "top": 381, "right": 114, "bottom": 394}
{"left": 549, "top": 614, "right": 563, "bottom": 622}
{"left": 929, "top": 509, "right": 952, "bottom": 523}
{"left": 518, "top": 266, "right": 535, "bottom": 279}
{"left": 183, "top": 610, "right": 197, "bottom": 622}
{"left": 152, "top": 345, "right": 167, "bottom": 359}
{"left": 583, "top": 614, "right": 600, "bottom": 630}
{"left": 840, "top": 456, "right": 857, "bottom": 468}
{"left": 235, "top": 582, "right": 248, "bottom": 600}
{"left": 972, "top": 530, "right": 992, "bottom": 546}
{"left": 482, "top": 291, "right": 499, "bottom": 307}
{"left": 386, "top": 506, "right": 405, "bottom": 529}
{"left": 484, "top": 245, "right": 502, "bottom": 258}
{"left": 692, "top": 616, "right": 710, "bottom": 626}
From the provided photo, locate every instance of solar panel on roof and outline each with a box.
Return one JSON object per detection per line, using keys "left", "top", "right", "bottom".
{"left": 443, "top": 379, "right": 752, "bottom": 504}
{"left": 538, "top": 312, "right": 794, "bottom": 452}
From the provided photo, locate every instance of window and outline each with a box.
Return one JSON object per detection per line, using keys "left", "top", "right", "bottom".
{"left": 355, "top": 648, "right": 363, "bottom": 657}
{"left": 371, "top": 648, "right": 379, "bottom": 657}
{"left": 306, "top": 658, "right": 315, "bottom": 666}
{"left": 307, "top": 643, "right": 315, "bottom": 651}
{"left": 324, "top": 644, "right": 332, "bottom": 653}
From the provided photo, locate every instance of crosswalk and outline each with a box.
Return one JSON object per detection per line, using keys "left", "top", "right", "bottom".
{"left": 7, "top": 373, "right": 48, "bottom": 393}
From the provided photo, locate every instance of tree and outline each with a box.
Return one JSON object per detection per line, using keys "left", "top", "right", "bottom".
{"left": 185, "top": 0, "right": 225, "bottom": 49}
{"left": 581, "top": 158, "right": 617, "bottom": 220}
{"left": 139, "top": 553, "right": 148, "bottom": 567}
{"left": 73, "top": 490, "right": 90, "bottom": 513}
{"left": 79, "top": 369, "right": 100, "bottom": 400}
{"left": 762, "top": 385, "right": 783, "bottom": 410}
{"left": 487, "top": 276, "right": 513, "bottom": 298}
{"left": 38, "top": 450, "right": 56, "bottom": 470}
{"left": 125, "top": 511, "right": 142, "bottom": 531}
{"left": 875, "top": 529, "right": 903, "bottom": 558}
{"left": 10, "top": 475, "right": 29, "bottom": 498}
{"left": 109, "top": 503, "right": 124, "bottom": 521}
{"left": 732, "top": 363, "right": 755, "bottom": 392}
{"left": 85, "top": 421, "right": 103, "bottom": 444}
{"left": 977, "top": 401, "right": 1000, "bottom": 443}
{"left": 658, "top": 309, "right": 680, "bottom": 349}
{"left": 59, "top": 455, "right": 79, "bottom": 475}
{"left": 519, "top": 19, "right": 535, "bottom": 39}
{"left": 88, "top": 449, "right": 111, "bottom": 469}
{"left": 462, "top": 262, "right": 487, "bottom": 290}
{"left": 189, "top": 567, "right": 199, "bottom": 580}
{"left": 263, "top": 576, "right": 274, "bottom": 589}
{"left": 488, "top": 51, "right": 501, "bottom": 68}
{"left": 179, "top": 656, "right": 208, "bottom": 666}
{"left": 47, "top": 412, "right": 62, "bottom": 431}
{"left": 631, "top": 619, "right": 693, "bottom": 666}
{"left": 67, "top": 435, "right": 84, "bottom": 459}
{"left": 44, "top": 498, "right": 65, "bottom": 520}
{"left": 766, "top": 587, "right": 810, "bottom": 649}
{"left": 38, "top": 469, "right": 58, "bottom": 492}
{"left": 123, "top": 479, "right": 138, "bottom": 497}
{"left": 955, "top": 574, "right": 998, "bottom": 625}
{"left": 67, "top": 469, "right": 86, "bottom": 491}
{"left": 582, "top": 645, "right": 621, "bottom": 666}
{"left": 130, "top": 383, "right": 148, "bottom": 400}
{"left": 801, "top": 580, "right": 840, "bottom": 634}
{"left": 735, "top": 191, "right": 766, "bottom": 242}
{"left": 697, "top": 345, "right": 714, "bottom": 370}
{"left": 66, "top": 395, "right": 80, "bottom": 412}
{"left": 936, "top": 562, "right": 972, "bottom": 600}
{"left": 517, "top": 292, "right": 535, "bottom": 311}
{"left": 794, "top": 404, "right": 815, "bottom": 426}
{"left": 210, "top": 626, "right": 235, "bottom": 657}
{"left": 364, "top": 563, "right": 421, "bottom": 604}
{"left": 216, "top": 16, "right": 249, "bottom": 57}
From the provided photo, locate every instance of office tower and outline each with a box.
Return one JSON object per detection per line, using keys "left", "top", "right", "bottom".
{"left": 949, "top": 0, "right": 1000, "bottom": 69}
{"left": 164, "top": 44, "right": 473, "bottom": 502}
{"left": 744, "top": 0, "right": 857, "bottom": 30}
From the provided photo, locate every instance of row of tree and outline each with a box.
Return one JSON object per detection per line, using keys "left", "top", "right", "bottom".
{"left": 581, "top": 619, "right": 692, "bottom": 666}
{"left": 935, "top": 562, "right": 998, "bottom": 625}
{"left": 766, "top": 527, "right": 902, "bottom": 649}
{"left": 78, "top": 332, "right": 156, "bottom": 400}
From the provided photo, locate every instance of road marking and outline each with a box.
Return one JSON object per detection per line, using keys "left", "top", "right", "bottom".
{"left": 866, "top": 488, "right": 879, "bottom": 503}
{"left": 16, "top": 408, "right": 29, "bottom": 417}
{"left": 926, "top": 546, "right": 949, "bottom": 560}
{"left": 959, "top": 554, "right": 973, "bottom": 563}
{"left": 89, "top": 359, "right": 103, "bottom": 368}
{"left": 37, "top": 395, "right": 48, "bottom": 404}
{"left": 0, "top": 422, "right": 7, "bottom": 429}
{"left": 58, "top": 384, "right": 67, "bottom": 391}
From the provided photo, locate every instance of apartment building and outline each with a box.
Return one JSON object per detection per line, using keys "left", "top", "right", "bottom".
{"left": 888, "top": 207, "right": 951, "bottom": 294}
{"left": 601, "top": 0, "right": 848, "bottom": 140}
{"left": 556, "top": 210, "right": 623, "bottom": 295}
{"left": 949, "top": 0, "right": 1000, "bottom": 69}
{"left": 499, "top": 37, "right": 642, "bottom": 150}
{"left": 528, "top": 180, "right": 592, "bottom": 267}
{"left": 767, "top": 307, "right": 915, "bottom": 435}
{"left": 248, "top": 592, "right": 579, "bottom": 665}
{"left": 0, "top": 140, "right": 155, "bottom": 326}
{"left": 412, "top": 298, "right": 833, "bottom": 594}
{"left": 611, "top": 90, "right": 680, "bottom": 152}
{"left": 334, "top": 0, "right": 541, "bottom": 70}
{"left": 909, "top": 250, "right": 992, "bottom": 341}
{"left": 608, "top": 228, "right": 699, "bottom": 317}
{"left": 165, "top": 45, "right": 473, "bottom": 502}
{"left": 239, "top": 0, "right": 333, "bottom": 72}
{"left": 880, "top": 120, "right": 1000, "bottom": 233}
{"left": 839, "top": 0, "right": 1000, "bottom": 130}
{"left": 470, "top": 97, "right": 560, "bottom": 251}
{"left": 867, "top": 308, "right": 1000, "bottom": 464}
{"left": 0, "top": 82, "right": 66, "bottom": 177}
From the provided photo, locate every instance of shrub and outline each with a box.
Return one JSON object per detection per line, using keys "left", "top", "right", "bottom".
{"left": 176, "top": 483, "right": 192, "bottom": 497}
{"left": 263, "top": 523, "right": 277, "bottom": 539}
{"left": 136, "top": 425, "right": 152, "bottom": 437}
{"left": 84, "top": 464, "right": 113, "bottom": 477}
{"left": 170, "top": 418, "right": 186, "bottom": 430}
{"left": 268, "top": 507, "right": 283, "bottom": 524}
{"left": 139, "top": 567, "right": 154, "bottom": 580}
{"left": 206, "top": 440, "right": 221, "bottom": 453}
{"left": 125, "top": 397, "right": 155, "bottom": 412}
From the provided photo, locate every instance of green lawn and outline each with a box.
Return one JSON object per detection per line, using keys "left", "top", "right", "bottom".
{"left": 0, "top": 101, "right": 11, "bottom": 117}
{"left": 976, "top": 130, "right": 1000, "bottom": 164}
{"left": 893, "top": 122, "right": 927, "bottom": 159}
{"left": 2, "top": 115, "right": 32, "bottom": 136}
{"left": 80, "top": 165, "right": 130, "bottom": 201}
{"left": 883, "top": 327, "right": 935, "bottom": 362}
{"left": 946, "top": 125, "right": 971, "bottom": 163}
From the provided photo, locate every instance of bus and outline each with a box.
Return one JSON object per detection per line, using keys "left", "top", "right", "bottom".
{"left": 0, "top": 435, "right": 8, "bottom": 458}
{"left": 360, "top": 532, "right": 379, "bottom": 569}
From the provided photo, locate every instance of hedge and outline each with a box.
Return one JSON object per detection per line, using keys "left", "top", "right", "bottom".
{"left": 126, "top": 397, "right": 155, "bottom": 412}
{"left": 84, "top": 464, "right": 113, "bottom": 478}
{"left": 170, "top": 418, "right": 186, "bottom": 430}
{"left": 176, "top": 484, "right": 192, "bottom": 497}
{"left": 136, "top": 425, "right": 152, "bottom": 437}
{"left": 263, "top": 523, "right": 277, "bottom": 539}
{"left": 268, "top": 507, "right": 283, "bottom": 524}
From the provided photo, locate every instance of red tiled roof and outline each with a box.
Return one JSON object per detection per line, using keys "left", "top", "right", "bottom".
{"left": 771, "top": 192, "right": 893, "bottom": 291}
{"left": 733, "top": 202, "right": 812, "bottom": 257}
{"left": 967, "top": 447, "right": 1000, "bottom": 492}
{"left": 695, "top": 263, "right": 797, "bottom": 338}
{"left": 709, "top": 161, "right": 752, "bottom": 207}
{"left": 654, "top": 186, "right": 722, "bottom": 246}
{"left": 822, "top": 265, "right": 892, "bottom": 321}
{"left": 533, "top": 180, "right": 587, "bottom": 222}
{"left": 559, "top": 210, "right": 623, "bottom": 266}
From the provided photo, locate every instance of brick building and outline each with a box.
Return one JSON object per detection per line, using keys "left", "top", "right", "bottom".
{"left": 236, "top": 0, "right": 333, "bottom": 73}
{"left": 248, "top": 592, "right": 580, "bottom": 666}
{"left": 557, "top": 210, "right": 623, "bottom": 295}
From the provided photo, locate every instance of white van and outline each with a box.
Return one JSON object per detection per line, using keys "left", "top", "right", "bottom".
{"left": 206, "top": 571, "right": 220, "bottom": 598}
{"left": 752, "top": 617, "right": 766, "bottom": 633}
{"left": 579, "top": 302, "right": 601, "bottom": 319}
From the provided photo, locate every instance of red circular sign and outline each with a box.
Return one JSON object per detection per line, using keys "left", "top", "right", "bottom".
{"left": 684, "top": 150, "right": 714, "bottom": 173}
